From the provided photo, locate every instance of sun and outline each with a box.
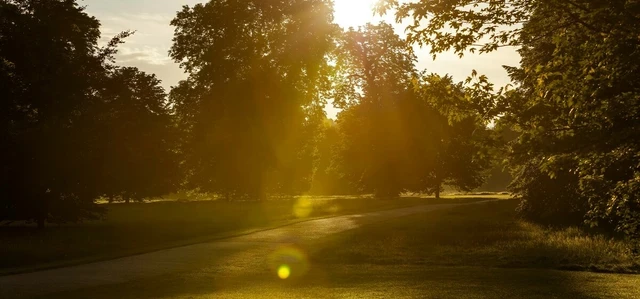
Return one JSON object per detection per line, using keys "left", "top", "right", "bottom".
{"left": 333, "top": 0, "right": 382, "bottom": 29}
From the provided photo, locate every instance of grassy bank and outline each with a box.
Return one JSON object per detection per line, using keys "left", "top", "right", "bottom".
{"left": 312, "top": 199, "right": 640, "bottom": 273}
{"left": 0, "top": 196, "right": 484, "bottom": 273}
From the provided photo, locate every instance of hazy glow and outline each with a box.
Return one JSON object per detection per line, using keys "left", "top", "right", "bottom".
{"left": 278, "top": 265, "right": 291, "bottom": 279}
{"left": 333, "top": 0, "right": 382, "bottom": 29}
{"left": 270, "top": 246, "right": 310, "bottom": 280}
{"left": 293, "top": 196, "right": 313, "bottom": 218}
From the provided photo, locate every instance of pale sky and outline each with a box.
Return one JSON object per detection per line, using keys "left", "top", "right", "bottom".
{"left": 82, "top": 0, "right": 521, "bottom": 119}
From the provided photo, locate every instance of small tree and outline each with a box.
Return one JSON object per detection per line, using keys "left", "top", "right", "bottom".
{"left": 411, "top": 74, "right": 496, "bottom": 198}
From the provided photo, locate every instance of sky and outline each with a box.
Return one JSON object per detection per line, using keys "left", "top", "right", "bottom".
{"left": 81, "top": 0, "right": 521, "bottom": 119}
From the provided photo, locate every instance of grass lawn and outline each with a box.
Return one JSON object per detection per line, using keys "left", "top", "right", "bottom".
{"left": 0, "top": 196, "right": 486, "bottom": 273}
{"left": 312, "top": 199, "right": 639, "bottom": 273}
{"left": 40, "top": 199, "right": 640, "bottom": 299}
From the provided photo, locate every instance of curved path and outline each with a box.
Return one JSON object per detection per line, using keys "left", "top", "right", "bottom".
{"left": 0, "top": 200, "right": 494, "bottom": 298}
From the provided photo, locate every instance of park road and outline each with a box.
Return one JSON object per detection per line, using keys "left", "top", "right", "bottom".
{"left": 0, "top": 200, "right": 496, "bottom": 298}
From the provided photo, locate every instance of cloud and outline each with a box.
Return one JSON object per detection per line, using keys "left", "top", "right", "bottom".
{"left": 116, "top": 46, "right": 172, "bottom": 66}
{"left": 124, "top": 13, "right": 172, "bottom": 24}
{"left": 104, "top": 13, "right": 172, "bottom": 26}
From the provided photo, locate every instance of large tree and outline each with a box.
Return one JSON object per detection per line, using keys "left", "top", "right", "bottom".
{"left": 332, "top": 23, "right": 419, "bottom": 197}
{"left": 381, "top": 0, "right": 640, "bottom": 237}
{"left": 0, "top": 0, "right": 178, "bottom": 227}
{"left": 333, "top": 22, "right": 494, "bottom": 198}
{"left": 169, "top": 0, "right": 337, "bottom": 199}
{"left": 1, "top": 0, "right": 111, "bottom": 227}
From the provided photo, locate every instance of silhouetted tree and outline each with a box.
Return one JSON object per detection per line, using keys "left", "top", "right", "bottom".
{"left": 0, "top": 0, "right": 112, "bottom": 227}
{"left": 169, "top": 0, "right": 337, "bottom": 199}
{"left": 0, "top": 0, "right": 177, "bottom": 227}
{"left": 97, "top": 67, "right": 180, "bottom": 203}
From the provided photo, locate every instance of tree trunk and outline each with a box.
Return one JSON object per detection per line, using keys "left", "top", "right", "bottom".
{"left": 124, "top": 195, "right": 130, "bottom": 204}
{"left": 434, "top": 174, "right": 442, "bottom": 199}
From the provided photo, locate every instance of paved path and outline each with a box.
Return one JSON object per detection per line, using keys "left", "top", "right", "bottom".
{"left": 0, "top": 200, "right": 494, "bottom": 298}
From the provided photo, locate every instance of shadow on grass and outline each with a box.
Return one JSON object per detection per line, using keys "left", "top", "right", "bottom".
{"left": 4, "top": 198, "right": 490, "bottom": 298}
{"left": 40, "top": 257, "right": 640, "bottom": 299}
{"left": 0, "top": 197, "right": 486, "bottom": 273}
{"left": 35, "top": 199, "right": 640, "bottom": 298}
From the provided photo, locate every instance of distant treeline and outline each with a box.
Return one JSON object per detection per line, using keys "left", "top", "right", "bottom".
{"left": 2, "top": 0, "right": 639, "bottom": 242}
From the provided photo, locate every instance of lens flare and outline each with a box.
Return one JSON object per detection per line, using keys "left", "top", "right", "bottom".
{"left": 293, "top": 196, "right": 313, "bottom": 218}
{"left": 269, "top": 245, "right": 310, "bottom": 280}
{"left": 278, "top": 265, "right": 291, "bottom": 279}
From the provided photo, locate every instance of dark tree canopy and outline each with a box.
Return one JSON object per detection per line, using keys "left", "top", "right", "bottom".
{"left": 1, "top": 0, "right": 110, "bottom": 227}
{"left": 1, "top": 0, "right": 178, "bottom": 227}
{"left": 170, "top": 0, "right": 337, "bottom": 199}
{"left": 382, "top": 0, "right": 640, "bottom": 238}
{"left": 97, "top": 67, "right": 180, "bottom": 203}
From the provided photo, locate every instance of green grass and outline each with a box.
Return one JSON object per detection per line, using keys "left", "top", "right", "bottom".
{"left": 312, "top": 199, "right": 639, "bottom": 273}
{"left": 40, "top": 199, "right": 640, "bottom": 299}
{"left": 0, "top": 196, "right": 483, "bottom": 273}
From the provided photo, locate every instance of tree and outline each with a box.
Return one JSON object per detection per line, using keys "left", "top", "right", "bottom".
{"left": 97, "top": 67, "right": 180, "bottom": 203}
{"left": 381, "top": 0, "right": 640, "bottom": 237}
{"left": 332, "top": 23, "right": 419, "bottom": 197}
{"left": 1, "top": 0, "right": 111, "bottom": 228}
{"left": 308, "top": 118, "right": 354, "bottom": 195}
{"left": 333, "top": 23, "right": 495, "bottom": 198}
{"left": 0, "top": 0, "right": 177, "bottom": 228}
{"left": 169, "top": 0, "right": 337, "bottom": 199}
{"left": 411, "top": 74, "right": 496, "bottom": 198}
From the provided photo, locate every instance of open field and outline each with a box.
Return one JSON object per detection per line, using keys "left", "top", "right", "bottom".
{"left": 0, "top": 196, "right": 487, "bottom": 274}
{"left": 35, "top": 199, "right": 640, "bottom": 299}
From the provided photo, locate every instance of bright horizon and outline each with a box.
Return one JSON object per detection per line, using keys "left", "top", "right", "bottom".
{"left": 83, "top": 0, "right": 520, "bottom": 119}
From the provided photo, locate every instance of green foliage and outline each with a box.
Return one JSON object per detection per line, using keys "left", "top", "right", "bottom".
{"left": 412, "top": 74, "right": 497, "bottom": 197}
{"left": 509, "top": 158, "right": 588, "bottom": 226}
{"left": 170, "top": 0, "right": 337, "bottom": 199}
{"left": 308, "top": 119, "right": 355, "bottom": 195}
{"left": 383, "top": 0, "right": 640, "bottom": 239}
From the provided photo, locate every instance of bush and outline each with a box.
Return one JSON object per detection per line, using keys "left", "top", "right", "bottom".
{"left": 510, "top": 160, "right": 588, "bottom": 226}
